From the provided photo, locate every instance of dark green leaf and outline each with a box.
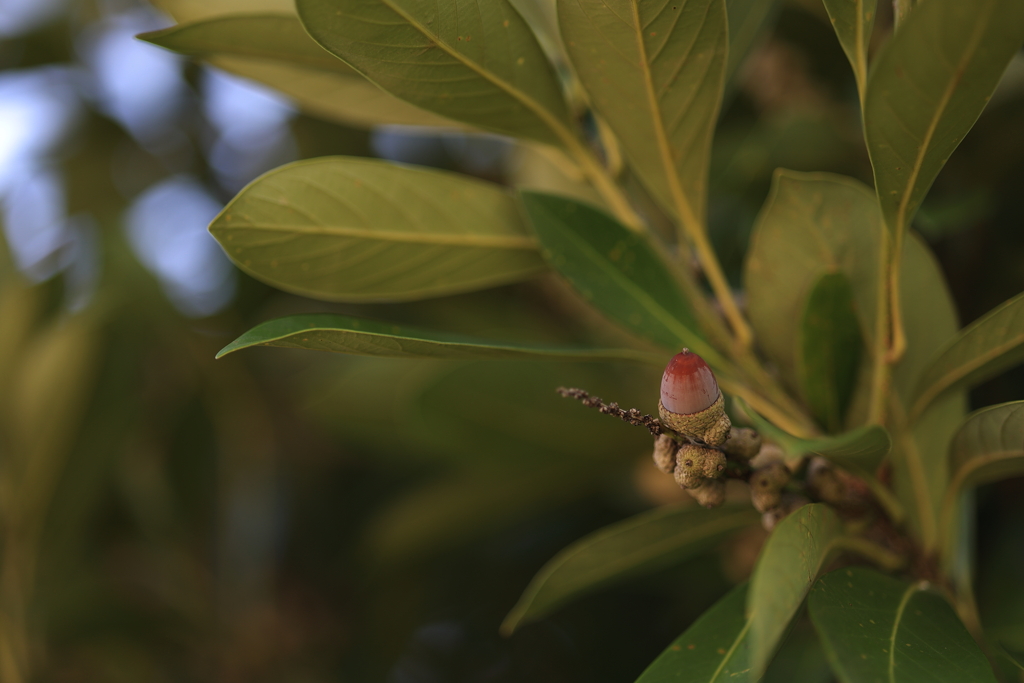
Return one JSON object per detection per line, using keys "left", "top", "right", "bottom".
{"left": 864, "top": 0, "right": 1024, "bottom": 238}
{"left": 761, "top": 617, "right": 833, "bottom": 683}
{"left": 734, "top": 397, "right": 890, "bottom": 474}
{"left": 911, "top": 291, "right": 1024, "bottom": 420}
{"left": 139, "top": 14, "right": 460, "bottom": 128}
{"left": 558, "top": 0, "right": 726, "bottom": 221}
{"left": 215, "top": 313, "right": 663, "bottom": 362}
{"left": 747, "top": 503, "right": 844, "bottom": 677}
{"left": 940, "top": 401, "right": 1024, "bottom": 558}
{"left": 501, "top": 505, "right": 759, "bottom": 634}
{"left": 295, "top": 0, "right": 573, "bottom": 145}
{"left": 744, "top": 171, "right": 882, "bottom": 391}
{"left": 822, "top": 0, "right": 876, "bottom": 100}
{"left": 809, "top": 567, "right": 997, "bottom": 683}
{"left": 635, "top": 583, "right": 754, "bottom": 683}
{"left": 890, "top": 233, "right": 965, "bottom": 551}
{"left": 209, "top": 157, "right": 546, "bottom": 303}
{"left": 798, "top": 272, "right": 862, "bottom": 433}
{"left": 518, "top": 192, "right": 726, "bottom": 368}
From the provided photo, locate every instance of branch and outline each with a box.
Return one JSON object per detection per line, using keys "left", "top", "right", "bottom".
{"left": 556, "top": 387, "right": 662, "bottom": 435}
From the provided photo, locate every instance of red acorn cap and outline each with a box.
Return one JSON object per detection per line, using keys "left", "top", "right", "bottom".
{"left": 660, "top": 349, "right": 720, "bottom": 415}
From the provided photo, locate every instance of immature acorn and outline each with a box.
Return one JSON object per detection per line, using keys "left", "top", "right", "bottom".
{"left": 659, "top": 349, "right": 731, "bottom": 446}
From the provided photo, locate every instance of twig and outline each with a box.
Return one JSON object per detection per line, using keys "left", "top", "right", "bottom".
{"left": 556, "top": 387, "right": 662, "bottom": 435}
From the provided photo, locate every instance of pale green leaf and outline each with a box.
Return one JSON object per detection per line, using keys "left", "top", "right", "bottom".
{"left": 209, "top": 157, "right": 545, "bottom": 302}
{"left": 558, "top": 0, "right": 726, "bottom": 222}
{"left": 822, "top": 0, "right": 876, "bottom": 99}
{"left": 150, "top": 0, "right": 292, "bottom": 22}
{"left": 890, "top": 233, "right": 965, "bottom": 551}
{"left": 744, "top": 171, "right": 882, "bottom": 390}
{"left": 296, "top": 0, "right": 573, "bottom": 145}
{"left": 140, "top": 15, "right": 461, "bottom": 129}
{"left": 139, "top": 14, "right": 350, "bottom": 71}
{"left": 747, "top": 503, "right": 844, "bottom": 677}
{"left": 864, "top": 0, "right": 1024, "bottom": 238}
{"left": 215, "top": 313, "right": 663, "bottom": 363}
{"left": 798, "top": 272, "right": 862, "bottom": 433}
{"left": 518, "top": 191, "right": 725, "bottom": 368}
{"left": 911, "top": 290, "right": 1024, "bottom": 421}
{"left": 809, "top": 567, "right": 997, "bottom": 683}
{"left": 635, "top": 583, "right": 754, "bottom": 683}
{"left": 501, "top": 505, "right": 759, "bottom": 634}
{"left": 940, "top": 401, "right": 1024, "bottom": 559}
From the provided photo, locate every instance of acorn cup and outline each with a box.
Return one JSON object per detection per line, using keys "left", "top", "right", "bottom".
{"left": 658, "top": 349, "right": 731, "bottom": 446}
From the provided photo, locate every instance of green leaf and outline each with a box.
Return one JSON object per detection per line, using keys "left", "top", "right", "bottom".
{"left": 911, "top": 291, "right": 1024, "bottom": 420}
{"left": 501, "top": 505, "right": 759, "bottom": 634}
{"left": 864, "top": 0, "right": 1024, "bottom": 239}
{"left": 940, "top": 401, "right": 1024, "bottom": 559}
{"left": 726, "top": 0, "right": 778, "bottom": 86}
{"left": 558, "top": 0, "right": 726, "bottom": 222}
{"left": 215, "top": 313, "right": 664, "bottom": 362}
{"left": 890, "top": 233, "right": 965, "bottom": 551}
{"left": 518, "top": 191, "right": 725, "bottom": 368}
{"left": 761, "top": 618, "right": 833, "bottom": 683}
{"left": 209, "top": 157, "right": 546, "bottom": 303}
{"left": 822, "top": 0, "right": 876, "bottom": 100}
{"left": 798, "top": 273, "right": 862, "bottom": 434}
{"left": 635, "top": 583, "right": 754, "bottom": 683}
{"left": 734, "top": 400, "right": 891, "bottom": 475}
{"left": 139, "top": 14, "right": 351, "bottom": 70}
{"left": 295, "top": 0, "right": 573, "bottom": 146}
{"left": 809, "top": 567, "right": 997, "bottom": 683}
{"left": 747, "top": 503, "right": 844, "bottom": 677}
{"left": 139, "top": 14, "right": 460, "bottom": 128}
{"left": 744, "top": 171, "right": 882, "bottom": 392}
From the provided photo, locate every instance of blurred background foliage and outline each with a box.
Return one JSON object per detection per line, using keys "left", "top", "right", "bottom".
{"left": 0, "top": 0, "right": 1022, "bottom": 680}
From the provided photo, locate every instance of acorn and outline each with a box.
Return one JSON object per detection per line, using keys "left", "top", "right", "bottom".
{"left": 658, "top": 349, "right": 731, "bottom": 446}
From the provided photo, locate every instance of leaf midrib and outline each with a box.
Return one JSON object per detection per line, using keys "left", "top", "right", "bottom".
{"left": 548, "top": 208, "right": 724, "bottom": 366}
{"left": 628, "top": 0, "right": 708, "bottom": 230}
{"left": 222, "top": 324, "right": 662, "bottom": 362}
{"left": 356, "top": 0, "right": 575, "bottom": 147}
{"left": 911, "top": 295, "right": 1024, "bottom": 420}
{"left": 888, "top": 582, "right": 918, "bottom": 682}
{"left": 892, "top": 0, "right": 995, "bottom": 235}
{"left": 213, "top": 221, "right": 538, "bottom": 249}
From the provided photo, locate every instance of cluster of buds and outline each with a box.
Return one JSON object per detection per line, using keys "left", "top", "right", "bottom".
{"left": 653, "top": 350, "right": 765, "bottom": 508}
{"left": 559, "top": 349, "right": 865, "bottom": 527}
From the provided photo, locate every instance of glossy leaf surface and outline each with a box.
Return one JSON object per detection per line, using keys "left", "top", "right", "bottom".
{"left": 519, "top": 192, "right": 724, "bottom": 367}
{"left": 799, "top": 272, "right": 862, "bottom": 433}
{"left": 558, "top": 0, "right": 726, "bottom": 221}
{"left": 864, "top": 0, "right": 1024, "bottom": 237}
{"left": 216, "top": 313, "right": 663, "bottom": 362}
{"left": 210, "top": 157, "right": 545, "bottom": 302}
{"left": 140, "top": 14, "right": 459, "bottom": 128}
{"left": 911, "top": 291, "right": 1024, "bottom": 420}
{"left": 822, "top": 0, "right": 875, "bottom": 98}
{"left": 809, "top": 567, "right": 997, "bottom": 683}
{"left": 502, "top": 505, "right": 758, "bottom": 634}
{"left": 296, "top": 0, "right": 572, "bottom": 145}
{"left": 744, "top": 171, "right": 881, "bottom": 389}
{"left": 635, "top": 583, "right": 753, "bottom": 683}
{"left": 747, "top": 503, "right": 844, "bottom": 677}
